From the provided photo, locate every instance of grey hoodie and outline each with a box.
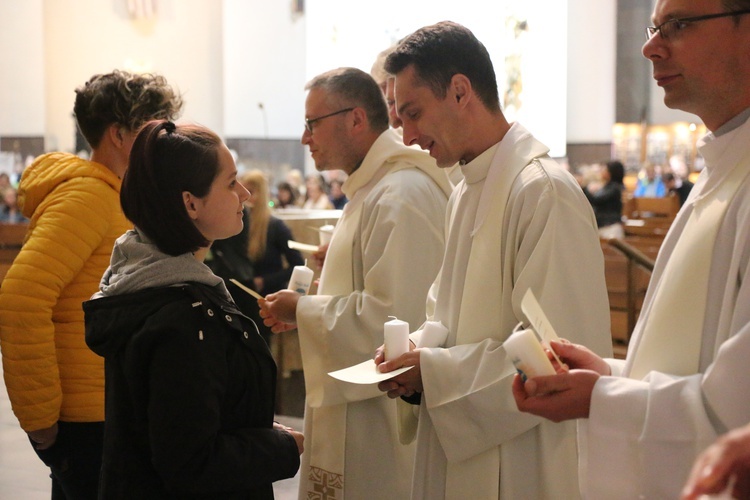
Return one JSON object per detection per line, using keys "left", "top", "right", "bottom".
{"left": 94, "top": 228, "right": 231, "bottom": 301}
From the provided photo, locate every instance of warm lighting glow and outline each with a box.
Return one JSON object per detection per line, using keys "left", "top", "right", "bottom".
{"left": 127, "top": 0, "right": 156, "bottom": 19}
{"left": 612, "top": 121, "right": 707, "bottom": 172}
{"left": 122, "top": 58, "right": 154, "bottom": 74}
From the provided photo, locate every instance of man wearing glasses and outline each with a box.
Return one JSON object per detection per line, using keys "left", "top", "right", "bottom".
{"left": 260, "top": 67, "right": 451, "bottom": 500}
{"left": 514, "top": 0, "right": 750, "bottom": 498}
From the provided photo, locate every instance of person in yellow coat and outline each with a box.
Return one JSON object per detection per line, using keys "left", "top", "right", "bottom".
{"left": 0, "top": 70, "right": 182, "bottom": 498}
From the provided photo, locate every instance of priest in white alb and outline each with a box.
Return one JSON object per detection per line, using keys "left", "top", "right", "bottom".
{"left": 513, "top": 0, "right": 750, "bottom": 498}
{"left": 376, "top": 22, "right": 613, "bottom": 499}
{"left": 260, "top": 67, "right": 451, "bottom": 500}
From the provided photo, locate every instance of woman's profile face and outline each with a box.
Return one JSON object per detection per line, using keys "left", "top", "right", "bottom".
{"left": 188, "top": 144, "right": 250, "bottom": 243}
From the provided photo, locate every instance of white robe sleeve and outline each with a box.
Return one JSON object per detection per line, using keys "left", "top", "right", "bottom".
{"left": 297, "top": 169, "right": 446, "bottom": 408}
{"left": 421, "top": 169, "right": 612, "bottom": 462}
{"left": 582, "top": 249, "right": 750, "bottom": 499}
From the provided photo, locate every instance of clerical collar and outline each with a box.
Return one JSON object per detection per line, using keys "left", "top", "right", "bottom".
{"left": 713, "top": 107, "right": 750, "bottom": 137}
{"left": 460, "top": 143, "right": 499, "bottom": 185}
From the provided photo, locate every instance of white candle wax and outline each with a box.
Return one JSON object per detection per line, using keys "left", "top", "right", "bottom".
{"left": 503, "top": 328, "right": 555, "bottom": 381}
{"left": 318, "top": 224, "right": 335, "bottom": 245}
{"left": 416, "top": 320, "right": 449, "bottom": 348}
{"left": 384, "top": 317, "right": 410, "bottom": 361}
{"left": 288, "top": 264, "right": 314, "bottom": 296}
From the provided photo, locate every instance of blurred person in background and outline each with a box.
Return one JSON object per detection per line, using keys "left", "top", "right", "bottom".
{"left": 328, "top": 178, "right": 348, "bottom": 209}
{"left": 274, "top": 180, "right": 300, "bottom": 209}
{"left": 581, "top": 160, "right": 626, "bottom": 239}
{"left": 209, "top": 169, "right": 304, "bottom": 345}
{"left": 302, "top": 172, "right": 333, "bottom": 210}
{"left": 634, "top": 162, "right": 667, "bottom": 197}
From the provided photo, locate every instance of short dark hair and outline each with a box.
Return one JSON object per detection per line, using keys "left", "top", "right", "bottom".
{"left": 121, "top": 120, "right": 223, "bottom": 256}
{"left": 606, "top": 160, "right": 625, "bottom": 185}
{"left": 723, "top": 0, "right": 750, "bottom": 12}
{"left": 74, "top": 70, "right": 183, "bottom": 148}
{"left": 385, "top": 21, "right": 501, "bottom": 112}
{"left": 305, "top": 67, "right": 389, "bottom": 132}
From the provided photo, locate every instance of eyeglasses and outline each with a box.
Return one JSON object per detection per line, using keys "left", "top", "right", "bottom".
{"left": 646, "top": 9, "right": 750, "bottom": 40}
{"left": 304, "top": 108, "right": 354, "bottom": 134}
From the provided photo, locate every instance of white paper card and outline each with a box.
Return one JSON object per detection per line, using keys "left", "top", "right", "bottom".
{"left": 521, "top": 289, "right": 566, "bottom": 369}
{"left": 328, "top": 359, "right": 414, "bottom": 385}
{"left": 288, "top": 240, "right": 319, "bottom": 253}
{"left": 521, "top": 289, "right": 560, "bottom": 343}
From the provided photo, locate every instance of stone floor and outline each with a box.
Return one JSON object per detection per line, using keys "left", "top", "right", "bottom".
{"left": 0, "top": 363, "right": 304, "bottom": 499}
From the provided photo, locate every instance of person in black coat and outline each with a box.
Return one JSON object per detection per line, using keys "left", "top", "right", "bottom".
{"left": 582, "top": 160, "right": 626, "bottom": 239}
{"left": 663, "top": 171, "right": 694, "bottom": 207}
{"left": 84, "top": 120, "right": 302, "bottom": 499}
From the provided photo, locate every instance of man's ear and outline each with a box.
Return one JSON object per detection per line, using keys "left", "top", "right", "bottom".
{"left": 450, "top": 74, "right": 472, "bottom": 106}
{"left": 104, "top": 123, "right": 123, "bottom": 147}
{"left": 183, "top": 191, "right": 200, "bottom": 220}
{"left": 106, "top": 124, "right": 124, "bottom": 147}
{"left": 350, "top": 107, "right": 367, "bottom": 132}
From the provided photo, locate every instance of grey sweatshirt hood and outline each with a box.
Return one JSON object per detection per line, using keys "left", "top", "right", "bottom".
{"left": 95, "top": 228, "right": 231, "bottom": 300}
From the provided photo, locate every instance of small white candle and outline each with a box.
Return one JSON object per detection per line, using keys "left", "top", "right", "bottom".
{"left": 416, "top": 320, "right": 449, "bottom": 348}
{"left": 318, "top": 224, "right": 335, "bottom": 245}
{"left": 384, "top": 317, "right": 410, "bottom": 361}
{"left": 503, "top": 329, "right": 555, "bottom": 381}
{"left": 288, "top": 260, "right": 314, "bottom": 296}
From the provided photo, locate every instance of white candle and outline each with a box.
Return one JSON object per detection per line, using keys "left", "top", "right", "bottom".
{"left": 318, "top": 224, "right": 335, "bottom": 245}
{"left": 384, "top": 317, "right": 410, "bottom": 361}
{"left": 503, "top": 329, "right": 555, "bottom": 381}
{"left": 416, "top": 320, "right": 449, "bottom": 348}
{"left": 288, "top": 261, "right": 314, "bottom": 296}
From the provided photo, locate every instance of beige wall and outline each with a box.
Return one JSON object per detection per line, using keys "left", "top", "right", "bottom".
{"left": 39, "top": 0, "right": 223, "bottom": 152}
{"left": 0, "top": 0, "right": 45, "bottom": 136}
{"left": 2, "top": 0, "right": 645, "bottom": 156}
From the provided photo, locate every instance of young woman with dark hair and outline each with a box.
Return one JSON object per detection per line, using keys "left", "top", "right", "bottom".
{"left": 84, "top": 120, "right": 302, "bottom": 499}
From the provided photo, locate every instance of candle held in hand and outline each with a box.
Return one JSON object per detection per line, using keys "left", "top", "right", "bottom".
{"left": 416, "top": 320, "right": 449, "bottom": 348}
{"left": 503, "top": 328, "right": 556, "bottom": 381}
{"left": 384, "top": 317, "right": 410, "bottom": 361}
{"left": 288, "top": 261, "right": 314, "bottom": 296}
{"left": 319, "top": 224, "right": 335, "bottom": 245}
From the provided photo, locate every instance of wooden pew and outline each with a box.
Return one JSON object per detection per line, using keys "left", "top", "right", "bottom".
{"left": 630, "top": 195, "right": 680, "bottom": 220}
{"left": 0, "top": 223, "right": 28, "bottom": 282}
{"left": 601, "top": 237, "right": 656, "bottom": 358}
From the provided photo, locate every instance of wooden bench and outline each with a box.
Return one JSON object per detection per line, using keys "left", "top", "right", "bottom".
{"left": 628, "top": 195, "right": 680, "bottom": 220}
{"left": 0, "top": 223, "right": 28, "bottom": 282}
{"left": 601, "top": 235, "right": 658, "bottom": 358}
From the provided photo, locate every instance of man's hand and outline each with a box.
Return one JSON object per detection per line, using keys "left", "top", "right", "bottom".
{"left": 28, "top": 423, "right": 58, "bottom": 450}
{"left": 258, "top": 290, "right": 300, "bottom": 333}
{"left": 376, "top": 350, "right": 423, "bottom": 398}
{"left": 682, "top": 424, "right": 750, "bottom": 499}
{"left": 512, "top": 369, "right": 600, "bottom": 422}
{"left": 274, "top": 421, "right": 305, "bottom": 455}
{"left": 548, "top": 339, "right": 611, "bottom": 375}
{"left": 312, "top": 242, "right": 329, "bottom": 269}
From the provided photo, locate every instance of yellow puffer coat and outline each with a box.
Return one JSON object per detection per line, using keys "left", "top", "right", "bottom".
{"left": 0, "top": 152, "right": 131, "bottom": 432}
